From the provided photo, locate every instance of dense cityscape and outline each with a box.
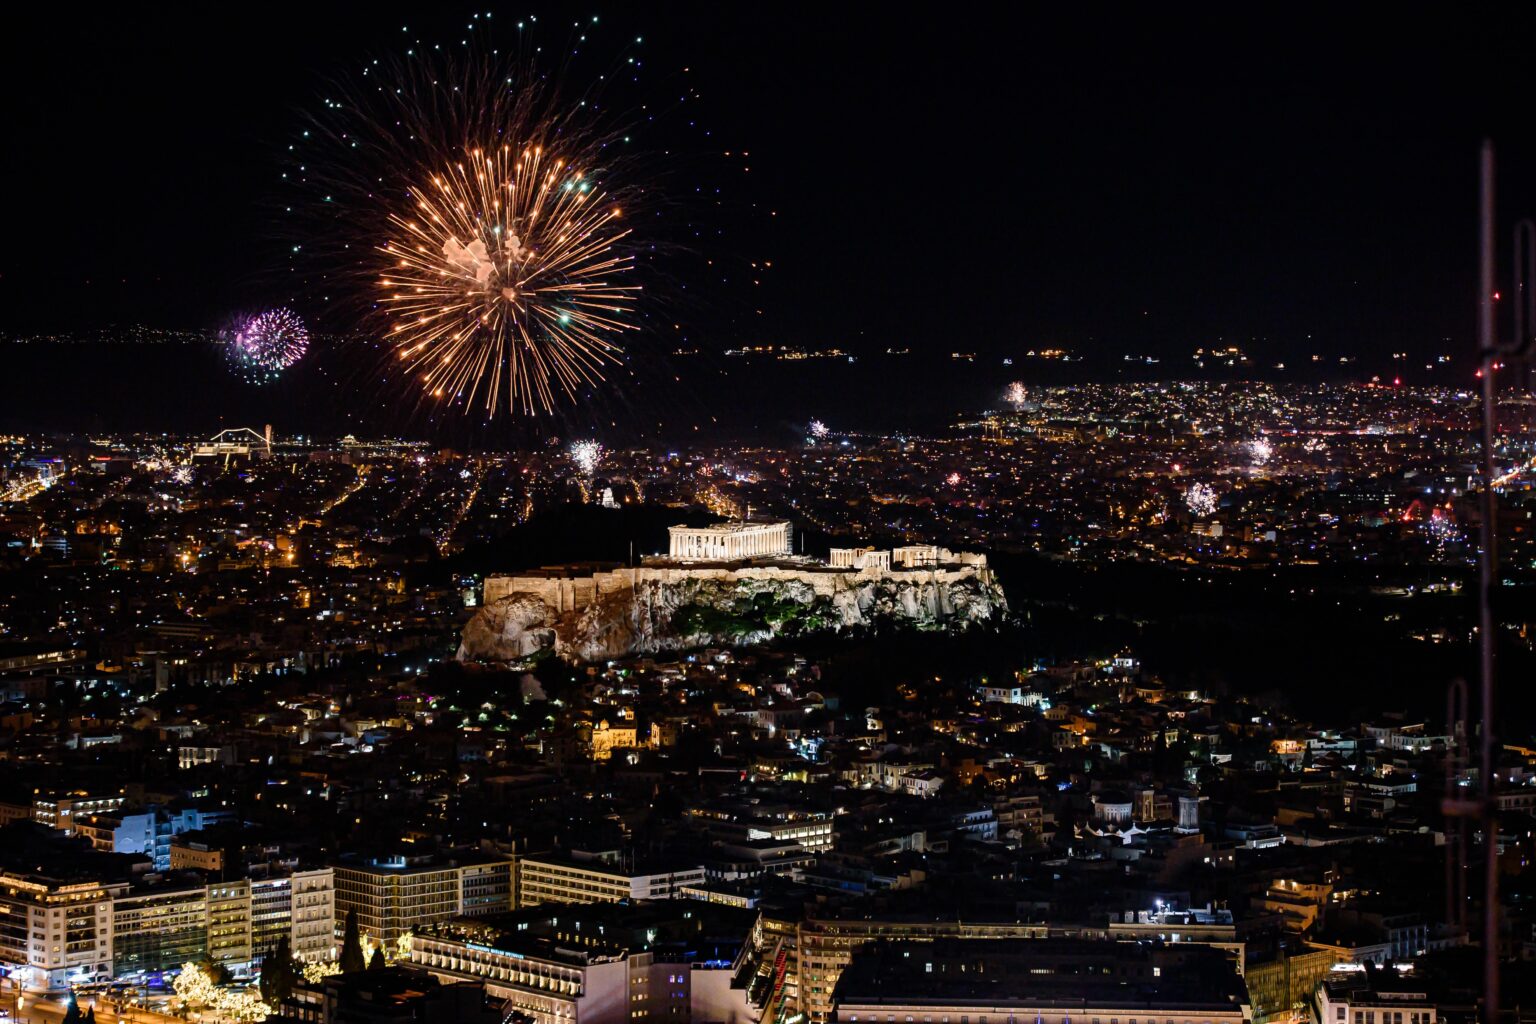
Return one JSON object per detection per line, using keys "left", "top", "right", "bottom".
{"left": 0, "top": 377, "right": 1531, "bottom": 1021}
{"left": 7, "top": 5, "right": 1536, "bottom": 1024}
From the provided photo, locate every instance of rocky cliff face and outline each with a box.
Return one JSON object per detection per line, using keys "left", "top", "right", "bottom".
{"left": 458, "top": 569, "right": 1006, "bottom": 663}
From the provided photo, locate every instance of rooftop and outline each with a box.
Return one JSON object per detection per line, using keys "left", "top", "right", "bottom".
{"left": 834, "top": 939, "right": 1248, "bottom": 1012}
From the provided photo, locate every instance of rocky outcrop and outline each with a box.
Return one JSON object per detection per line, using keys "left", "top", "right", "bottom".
{"left": 458, "top": 566, "right": 1006, "bottom": 663}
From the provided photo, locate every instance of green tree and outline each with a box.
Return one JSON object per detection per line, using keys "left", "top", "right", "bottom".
{"left": 340, "top": 908, "right": 366, "bottom": 973}
{"left": 368, "top": 946, "right": 387, "bottom": 971}
{"left": 260, "top": 935, "right": 298, "bottom": 1003}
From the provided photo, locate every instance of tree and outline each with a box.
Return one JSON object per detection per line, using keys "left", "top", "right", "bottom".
{"left": 85, "top": 1009, "right": 97, "bottom": 1023}
{"left": 260, "top": 935, "right": 298, "bottom": 1004}
{"left": 199, "top": 957, "right": 234, "bottom": 987}
{"left": 174, "top": 961, "right": 217, "bottom": 1012}
{"left": 340, "top": 908, "right": 366, "bottom": 973}
{"left": 368, "top": 946, "right": 387, "bottom": 971}
{"left": 61, "top": 997, "right": 82, "bottom": 1024}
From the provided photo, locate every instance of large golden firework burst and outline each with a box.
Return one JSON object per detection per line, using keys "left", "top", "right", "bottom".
{"left": 380, "top": 143, "right": 637, "bottom": 416}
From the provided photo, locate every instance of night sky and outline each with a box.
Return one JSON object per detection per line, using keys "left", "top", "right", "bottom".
{"left": 4, "top": 6, "right": 1536, "bottom": 437}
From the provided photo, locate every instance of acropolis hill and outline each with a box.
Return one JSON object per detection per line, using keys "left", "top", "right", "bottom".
{"left": 458, "top": 520, "right": 1007, "bottom": 662}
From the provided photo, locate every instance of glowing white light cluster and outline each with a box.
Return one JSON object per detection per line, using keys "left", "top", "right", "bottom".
{"left": 569, "top": 439, "right": 604, "bottom": 475}
{"left": 1185, "top": 482, "right": 1218, "bottom": 516}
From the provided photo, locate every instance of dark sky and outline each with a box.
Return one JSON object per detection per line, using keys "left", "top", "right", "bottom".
{"left": 3, "top": 5, "right": 1535, "bottom": 437}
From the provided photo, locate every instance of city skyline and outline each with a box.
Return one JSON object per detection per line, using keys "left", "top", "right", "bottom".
{"left": 1, "top": 8, "right": 1534, "bottom": 1024}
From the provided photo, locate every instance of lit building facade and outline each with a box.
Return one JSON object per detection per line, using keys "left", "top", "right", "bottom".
{"left": 794, "top": 915, "right": 1050, "bottom": 1024}
{"left": 0, "top": 873, "right": 124, "bottom": 991}
{"left": 332, "top": 853, "right": 513, "bottom": 945}
{"left": 668, "top": 522, "right": 792, "bottom": 562}
{"left": 252, "top": 869, "right": 337, "bottom": 963}
{"left": 517, "top": 855, "right": 706, "bottom": 908}
{"left": 407, "top": 904, "right": 757, "bottom": 1024}
{"left": 31, "top": 791, "right": 126, "bottom": 835}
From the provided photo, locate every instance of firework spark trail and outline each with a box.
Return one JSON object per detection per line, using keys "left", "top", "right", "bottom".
{"left": 229, "top": 309, "right": 309, "bottom": 383}
{"left": 569, "top": 439, "right": 604, "bottom": 475}
{"left": 381, "top": 145, "right": 637, "bottom": 415}
{"left": 1185, "top": 482, "right": 1218, "bottom": 516}
{"left": 290, "top": 29, "right": 653, "bottom": 422}
{"left": 1423, "top": 509, "right": 1462, "bottom": 550}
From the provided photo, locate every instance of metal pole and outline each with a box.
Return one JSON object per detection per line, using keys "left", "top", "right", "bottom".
{"left": 1476, "top": 138, "right": 1500, "bottom": 1024}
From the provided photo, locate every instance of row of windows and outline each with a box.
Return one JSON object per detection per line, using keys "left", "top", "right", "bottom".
{"left": 1338, "top": 1010, "right": 1433, "bottom": 1024}
{"left": 847, "top": 1016, "right": 1231, "bottom": 1024}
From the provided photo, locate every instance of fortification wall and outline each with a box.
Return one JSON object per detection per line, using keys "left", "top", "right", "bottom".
{"left": 464, "top": 548, "right": 1006, "bottom": 662}
{"left": 484, "top": 560, "right": 992, "bottom": 614}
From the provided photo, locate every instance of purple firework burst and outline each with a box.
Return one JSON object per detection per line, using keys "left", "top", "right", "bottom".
{"left": 229, "top": 309, "right": 309, "bottom": 381}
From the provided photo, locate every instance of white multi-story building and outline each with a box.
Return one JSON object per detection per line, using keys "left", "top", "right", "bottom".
{"left": 979, "top": 684, "right": 1043, "bottom": 706}
{"left": 31, "top": 791, "right": 126, "bottom": 835}
{"left": 252, "top": 868, "right": 336, "bottom": 963}
{"left": 74, "top": 806, "right": 233, "bottom": 871}
{"left": 112, "top": 869, "right": 338, "bottom": 978}
{"left": 408, "top": 903, "right": 758, "bottom": 1024}
{"left": 693, "top": 810, "right": 835, "bottom": 854}
{"left": 0, "top": 874, "right": 123, "bottom": 990}
{"left": 517, "top": 854, "right": 706, "bottom": 908}
{"left": 1316, "top": 975, "right": 1438, "bottom": 1024}
{"left": 0, "top": 826, "right": 336, "bottom": 989}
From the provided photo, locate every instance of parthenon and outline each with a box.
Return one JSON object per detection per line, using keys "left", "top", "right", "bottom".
{"left": 667, "top": 520, "right": 792, "bottom": 562}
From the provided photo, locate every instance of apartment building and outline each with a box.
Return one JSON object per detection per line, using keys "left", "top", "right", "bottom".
{"left": 794, "top": 911, "right": 1050, "bottom": 1023}
{"left": 407, "top": 902, "right": 756, "bottom": 1024}
{"left": 517, "top": 853, "right": 706, "bottom": 908}
{"left": 331, "top": 850, "right": 513, "bottom": 945}
{"left": 31, "top": 790, "right": 126, "bottom": 835}
{"left": 253, "top": 868, "right": 336, "bottom": 964}
{"left": 0, "top": 821, "right": 335, "bottom": 988}
{"left": 0, "top": 872, "right": 125, "bottom": 990}
{"left": 74, "top": 805, "right": 232, "bottom": 871}
{"left": 831, "top": 940, "right": 1250, "bottom": 1024}
{"left": 111, "top": 868, "right": 336, "bottom": 978}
